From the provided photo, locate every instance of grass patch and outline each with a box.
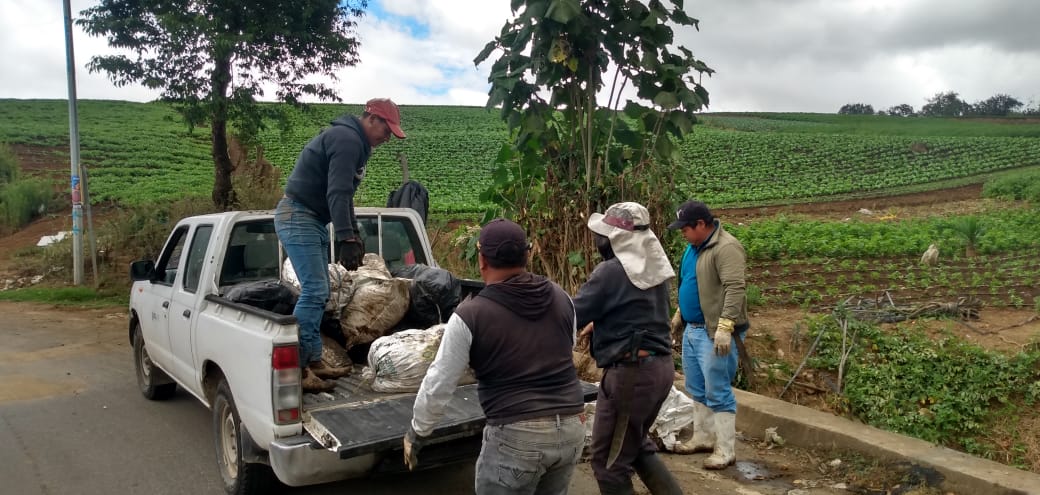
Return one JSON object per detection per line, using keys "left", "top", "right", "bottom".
{"left": 0, "top": 286, "right": 127, "bottom": 307}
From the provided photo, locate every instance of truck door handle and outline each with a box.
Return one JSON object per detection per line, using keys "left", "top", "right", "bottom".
{"left": 182, "top": 309, "right": 191, "bottom": 318}
{"left": 162, "top": 301, "right": 170, "bottom": 309}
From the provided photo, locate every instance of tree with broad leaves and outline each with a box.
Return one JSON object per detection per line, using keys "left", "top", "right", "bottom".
{"left": 475, "top": 0, "right": 712, "bottom": 290}
{"left": 78, "top": 0, "right": 368, "bottom": 210}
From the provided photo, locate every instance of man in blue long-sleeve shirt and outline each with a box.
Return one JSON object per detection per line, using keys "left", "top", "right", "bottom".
{"left": 275, "top": 98, "right": 405, "bottom": 393}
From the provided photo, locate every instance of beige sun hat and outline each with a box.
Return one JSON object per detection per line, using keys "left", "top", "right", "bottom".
{"left": 587, "top": 202, "right": 675, "bottom": 290}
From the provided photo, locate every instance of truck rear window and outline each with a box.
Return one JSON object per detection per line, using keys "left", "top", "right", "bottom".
{"left": 358, "top": 216, "right": 427, "bottom": 270}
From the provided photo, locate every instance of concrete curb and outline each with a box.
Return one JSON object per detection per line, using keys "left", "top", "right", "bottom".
{"left": 734, "top": 389, "right": 1040, "bottom": 495}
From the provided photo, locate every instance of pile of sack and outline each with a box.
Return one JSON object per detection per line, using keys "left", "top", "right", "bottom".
{"left": 277, "top": 254, "right": 466, "bottom": 391}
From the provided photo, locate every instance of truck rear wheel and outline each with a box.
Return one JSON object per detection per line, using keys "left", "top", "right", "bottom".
{"left": 132, "top": 323, "right": 176, "bottom": 400}
{"left": 213, "top": 379, "right": 275, "bottom": 495}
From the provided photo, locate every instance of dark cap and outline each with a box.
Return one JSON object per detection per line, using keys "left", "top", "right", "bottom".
{"left": 667, "top": 200, "right": 714, "bottom": 230}
{"left": 364, "top": 98, "right": 406, "bottom": 139}
{"left": 479, "top": 218, "right": 530, "bottom": 266}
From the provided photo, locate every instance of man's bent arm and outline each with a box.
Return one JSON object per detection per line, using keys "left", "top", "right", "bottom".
{"left": 410, "top": 313, "right": 473, "bottom": 437}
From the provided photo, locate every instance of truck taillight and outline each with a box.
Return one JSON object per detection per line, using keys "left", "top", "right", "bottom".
{"left": 272, "top": 344, "right": 301, "bottom": 424}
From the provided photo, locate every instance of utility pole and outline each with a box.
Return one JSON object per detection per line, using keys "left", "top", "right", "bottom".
{"left": 63, "top": 0, "right": 84, "bottom": 285}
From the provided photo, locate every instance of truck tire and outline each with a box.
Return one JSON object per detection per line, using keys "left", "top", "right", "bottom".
{"left": 132, "top": 323, "right": 177, "bottom": 400}
{"left": 213, "top": 379, "right": 275, "bottom": 495}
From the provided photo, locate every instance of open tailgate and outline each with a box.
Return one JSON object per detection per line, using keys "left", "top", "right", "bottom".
{"left": 304, "top": 381, "right": 599, "bottom": 460}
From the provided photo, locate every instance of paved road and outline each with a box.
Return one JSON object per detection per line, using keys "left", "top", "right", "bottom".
{"left": 0, "top": 303, "right": 481, "bottom": 495}
{"left": 0, "top": 302, "right": 844, "bottom": 494}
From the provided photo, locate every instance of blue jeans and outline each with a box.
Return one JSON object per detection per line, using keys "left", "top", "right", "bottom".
{"left": 274, "top": 197, "right": 329, "bottom": 366}
{"left": 475, "top": 414, "right": 585, "bottom": 495}
{"left": 682, "top": 323, "right": 742, "bottom": 413}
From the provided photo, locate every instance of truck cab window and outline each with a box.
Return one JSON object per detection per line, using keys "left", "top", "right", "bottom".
{"left": 155, "top": 226, "right": 189, "bottom": 285}
{"left": 220, "top": 220, "right": 280, "bottom": 287}
{"left": 183, "top": 225, "right": 214, "bottom": 293}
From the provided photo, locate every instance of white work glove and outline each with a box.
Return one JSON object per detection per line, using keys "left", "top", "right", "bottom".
{"left": 670, "top": 310, "right": 684, "bottom": 346}
{"left": 713, "top": 318, "right": 735, "bottom": 356}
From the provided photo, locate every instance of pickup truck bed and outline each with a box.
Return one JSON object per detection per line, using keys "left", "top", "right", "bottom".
{"left": 302, "top": 369, "right": 598, "bottom": 461}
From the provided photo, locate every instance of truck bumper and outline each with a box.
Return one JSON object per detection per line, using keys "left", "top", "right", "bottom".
{"left": 268, "top": 436, "right": 378, "bottom": 487}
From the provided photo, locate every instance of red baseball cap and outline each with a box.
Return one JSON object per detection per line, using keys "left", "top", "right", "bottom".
{"left": 364, "top": 98, "right": 406, "bottom": 139}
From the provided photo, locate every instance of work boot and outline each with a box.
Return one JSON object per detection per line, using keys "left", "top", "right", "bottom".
{"left": 596, "top": 478, "right": 634, "bottom": 495}
{"left": 674, "top": 401, "right": 715, "bottom": 454}
{"left": 301, "top": 367, "right": 336, "bottom": 393}
{"left": 703, "top": 411, "right": 736, "bottom": 469}
{"left": 633, "top": 452, "right": 683, "bottom": 494}
{"left": 309, "top": 360, "right": 351, "bottom": 380}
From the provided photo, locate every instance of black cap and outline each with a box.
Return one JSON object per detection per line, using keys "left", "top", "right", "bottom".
{"left": 667, "top": 200, "right": 714, "bottom": 230}
{"left": 479, "top": 218, "right": 530, "bottom": 266}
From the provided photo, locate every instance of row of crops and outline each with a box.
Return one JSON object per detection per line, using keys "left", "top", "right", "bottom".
{"left": 727, "top": 209, "right": 1040, "bottom": 308}
{"left": 2, "top": 100, "right": 1040, "bottom": 212}
{"left": 727, "top": 209, "right": 1040, "bottom": 259}
{"left": 750, "top": 253, "right": 1039, "bottom": 308}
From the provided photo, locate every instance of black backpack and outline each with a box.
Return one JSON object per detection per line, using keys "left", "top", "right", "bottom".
{"left": 386, "top": 179, "right": 429, "bottom": 226}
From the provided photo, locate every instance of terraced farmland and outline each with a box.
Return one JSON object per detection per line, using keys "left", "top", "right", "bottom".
{"left": 2, "top": 99, "right": 1039, "bottom": 213}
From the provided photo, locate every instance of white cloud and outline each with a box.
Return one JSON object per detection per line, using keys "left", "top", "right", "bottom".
{"left": 1, "top": 0, "right": 1037, "bottom": 112}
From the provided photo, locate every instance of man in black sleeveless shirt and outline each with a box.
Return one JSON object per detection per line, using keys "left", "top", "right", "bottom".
{"left": 406, "top": 219, "right": 585, "bottom": 494}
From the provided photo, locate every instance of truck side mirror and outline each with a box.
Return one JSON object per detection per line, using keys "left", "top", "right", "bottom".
{"left": 130, "top": 259, "right": 156, "bottom": 281}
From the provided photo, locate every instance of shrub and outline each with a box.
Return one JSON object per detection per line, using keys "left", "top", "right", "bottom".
{"left": 0, "top": 143, "right": 17, "bottom": 186}
{"left": 982, "top": 169, "right": 1040, "bottom": 203}
{"left": 0, "top": 178, "right": 54, "bottom": 232}
{"left": 806, "top": 314, "right": 1040, "bottom": 460}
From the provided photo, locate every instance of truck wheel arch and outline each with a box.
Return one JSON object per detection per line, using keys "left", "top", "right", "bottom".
{"left": 202, "top": 361, "right": 226, "bottom": 405}
{"left": 213, "top": 378, "right": 276, "bottom": 494}
{"left": 132, "top": 321, "right": 177, "bottom": 400}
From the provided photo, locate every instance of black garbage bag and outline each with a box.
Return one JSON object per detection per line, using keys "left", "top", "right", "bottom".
{"left": 391, "top": 264, "right": 461, "bottom": 328}
{"left": 224, "top": 279, "right": 297, "bottom": 315}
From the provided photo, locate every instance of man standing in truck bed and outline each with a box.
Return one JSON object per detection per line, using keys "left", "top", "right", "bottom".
{"left": 405, "top": 219, "right": 586, "bottom": 494}
{"left": 275, "top": 98, "right": 406, "bottom": 392}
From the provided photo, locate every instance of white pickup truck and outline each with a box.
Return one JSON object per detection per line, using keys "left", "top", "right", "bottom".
{"left": 128, "top": 208, "right": 588, "bottom": 494}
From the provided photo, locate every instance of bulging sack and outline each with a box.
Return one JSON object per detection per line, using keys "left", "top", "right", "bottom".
{"left": 320, "top": 334, "right": 353, "bottom": 369}
{"left": 281, "top": 257, "right": 355, "bottom": 313}
{"left": 363, "top": 324, "right": 476, "bottom": 393}
{"left": 339, "top": 254, "right": 410, "bottom": 348}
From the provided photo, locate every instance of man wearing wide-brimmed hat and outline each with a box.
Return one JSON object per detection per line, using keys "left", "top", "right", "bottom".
{"left": 573, "top": 202, "right": 683, "bottom": 495}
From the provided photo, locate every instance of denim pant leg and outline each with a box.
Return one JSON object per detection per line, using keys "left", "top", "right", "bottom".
{"left": 685, "top": 325, "right": 741, "bottom": 413}
{"left": 682, "top": 323, "right": 708, "bottom": 403}
{"left": 474, "top": 416, "right": 585, "bottom": 495}
{"left": 274, "top": 198, "right": 330, "bottom": 366}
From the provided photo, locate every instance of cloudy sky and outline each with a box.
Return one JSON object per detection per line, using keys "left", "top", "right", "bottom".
{"left": 3, "top": 0, "right": 1039, "bottom": 113}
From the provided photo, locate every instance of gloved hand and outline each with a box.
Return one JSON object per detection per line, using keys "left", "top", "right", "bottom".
{"left": 713, "top": 317, "right": 735, "bottom": 356}
{"left": 670, "top": 310, "right": 684, "bottom": 344}
{"left": 403, "top": 426, "right": 428, "bottom": 471}
{"left": 337, "top": 238, "right": 364, "bottom": 271}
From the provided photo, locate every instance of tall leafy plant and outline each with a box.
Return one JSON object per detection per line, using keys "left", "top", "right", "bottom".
{"left": 943, "top": 216, "right": 986, "bottom": 257}
{"left": 475, "top": 0, "right": 712, "bottom": 290}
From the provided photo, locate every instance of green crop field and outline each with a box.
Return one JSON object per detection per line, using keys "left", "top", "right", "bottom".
{"left": 2, "top": 99, "right": 1039, "bottom": 213}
